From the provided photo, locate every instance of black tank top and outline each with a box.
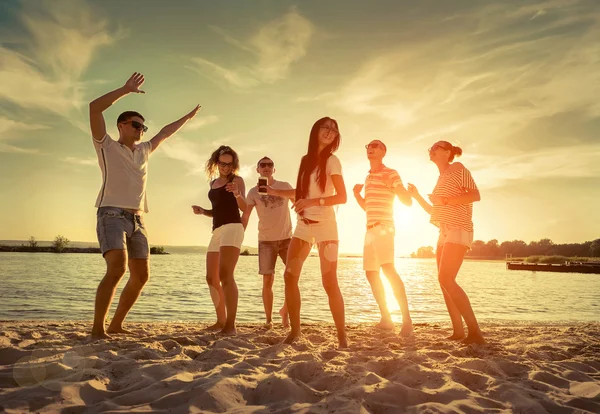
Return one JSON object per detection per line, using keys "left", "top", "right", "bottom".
{"left": 208, "top": 175, "right": 242, "bottom": 231}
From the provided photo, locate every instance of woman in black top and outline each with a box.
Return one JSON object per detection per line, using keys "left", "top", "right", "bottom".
{"left": 192, "top": 146, "right": 246, "bottom": 335}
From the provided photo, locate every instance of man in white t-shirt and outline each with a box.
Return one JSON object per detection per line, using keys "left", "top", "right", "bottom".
{"left": 89, "top": 72, "right": 200, "bottom": 340}
{"left": 242, "top": 157, "right": 294, "bottom": 328}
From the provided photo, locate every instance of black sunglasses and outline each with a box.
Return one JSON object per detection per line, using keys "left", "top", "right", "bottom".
{"left": 122, "top": 120, "right": 148, "bottom": 133}
{"left": 259, "top": 162, "right": 274, "bottom": 168}
{"left": 428, "top": 144, "right": 451, "bottom": 153}
{"left": 218, "top": 161, "right": 234, "bottom": 168}
{"left": 365, "top": 143, "right": 382, "bottom": 150}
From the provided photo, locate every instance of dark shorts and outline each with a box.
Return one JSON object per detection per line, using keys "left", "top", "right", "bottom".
{"left": 96, "top": 207, "right": 149, "bottom": 259}
{"left": 258, "top": 238, "right": 291, "bottom": 275}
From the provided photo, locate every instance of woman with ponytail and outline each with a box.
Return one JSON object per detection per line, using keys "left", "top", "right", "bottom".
{"left": 267, "top": 117, "right": 348, "bottom": 347}
{"left": 408, "top": 141, "right": 485, "bottom": 344}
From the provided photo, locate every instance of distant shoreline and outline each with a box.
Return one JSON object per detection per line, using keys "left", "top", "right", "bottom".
{"left": 0, "top": 246, "right": 169, "bottom": 255}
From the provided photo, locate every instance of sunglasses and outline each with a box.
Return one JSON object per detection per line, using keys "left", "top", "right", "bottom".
{"left": 428, "top": 144, "right": 451, "bottom": 153}
{"left": 122, "top": 120, "right": 148, "bottom": 133}
{"left": 259, "top": 162, "right": 274, "bottom": 168}
{"left": 320, "top": 126, "right": 339, "bottom": 134}
{"left": 365, "top": 143, "right": 382, "bottom": 150}
{"left": 218, "top": 161, "right": 234, "bottom": 168}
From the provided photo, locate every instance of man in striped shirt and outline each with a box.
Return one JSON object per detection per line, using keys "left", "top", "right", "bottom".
{"left": 353, "top": 139, "right": 414, "bottom": 336}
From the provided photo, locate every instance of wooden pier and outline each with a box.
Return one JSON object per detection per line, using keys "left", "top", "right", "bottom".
{"left": 506, "top": 262, "right": 600, "bottom": 274}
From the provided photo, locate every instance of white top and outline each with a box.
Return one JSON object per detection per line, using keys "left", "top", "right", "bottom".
{"left": 246, "top": 180, "right": 294, "bottom": 241}
{"left": 302, "top": 154, "right": 342, "bottom": 221}
{"left": 93, "top": 134, "right": 152, "bottom": 213}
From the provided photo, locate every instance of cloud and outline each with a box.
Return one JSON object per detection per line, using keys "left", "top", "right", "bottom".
{"left": 184, "top": 115, "right": 219, "bottom": 131}
{"left": 469, "top": 144, "right": 600, "bottom": 189}
{"left": 62, "top": 156, "right": 97, "bottom": 166}
{"left": 0, "top": 116, "right": 48, "bottom": 152}
{"left": 189, "top": 9, "right": 314, "bottom": 88}
{"left": 0, "top": 0, "right": 115, "bottom": 117}
{"left": 333, "top": 0, "right": 600, "bottom": 149}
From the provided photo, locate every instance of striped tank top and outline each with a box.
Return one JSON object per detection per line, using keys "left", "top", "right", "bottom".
{"left": 430, "top": 163, "right": 478, "bottom": 232}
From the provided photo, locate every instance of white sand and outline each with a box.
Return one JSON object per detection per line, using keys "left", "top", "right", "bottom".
{"left": 1, "top": 321, "right": 599, "bottom": 413}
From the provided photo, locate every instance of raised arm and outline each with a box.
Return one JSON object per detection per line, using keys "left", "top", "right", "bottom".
{"left": 149, "top": 105, "right": 201, "bottom": 152}
{"left": 353, "top": 184, "right": 366, "bottom": 211}
{"left": 225, "top": 176, "right": 247, "bottom": 212}
{"left": 407, "top": 184, "right": 432, "bottom": 215}
{"left": 393, "top": 184, "right": 413, "bottom": 207}
{"left": 292, "top": 174, "right": 347, "bottom": 213}
{"left": 89, "top": 72, "right": 145, "bottom": 141}
{"left": 241, "top": 205, "right": 254, "bottom": 230}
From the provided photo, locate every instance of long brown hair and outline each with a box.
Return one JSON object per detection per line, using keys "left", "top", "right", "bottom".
{"left": 295, "top": 117, "right": 341, "bottom": 201}
{"left": 205, "top": 145, "right": 240, "bottom": 179}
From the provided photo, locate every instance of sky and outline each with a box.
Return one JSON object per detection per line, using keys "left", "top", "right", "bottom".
{"left": 0, "top": 0, "right": 599, "bottom": 255}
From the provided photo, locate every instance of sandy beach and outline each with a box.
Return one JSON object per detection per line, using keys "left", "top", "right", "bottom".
{"left": 0, "top": 321, "right": 599, "bottom": 413}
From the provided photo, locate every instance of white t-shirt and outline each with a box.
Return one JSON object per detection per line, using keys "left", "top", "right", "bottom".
{"left": 93, "top": 134, "right": 152, "bottom": 212}
{"left": 302, "top": 154, "right": 342, "bottom": 221}
{"left": 246, "top": 180, "right": 293, "bottom": 241}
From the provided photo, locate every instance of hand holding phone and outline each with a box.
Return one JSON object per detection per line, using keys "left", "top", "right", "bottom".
{"left": 258, "top": 176, "right": 268, "bottom": 195}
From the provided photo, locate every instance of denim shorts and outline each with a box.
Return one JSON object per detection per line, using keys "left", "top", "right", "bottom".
{"left": 258, "top": 238, "right": 291, "bottom": 275}
{"left": 437, "top": 224, "right": 474, "bottom": 249}
{"left": 96, "top": 207, "right": 149, "bottom": 259}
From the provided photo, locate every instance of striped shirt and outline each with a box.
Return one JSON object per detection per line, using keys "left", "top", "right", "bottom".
{"left": 430, "top": 163, "right": 478, "bottom": 232}
{"left": 364, "top": 165, "right": 403, "bottom": 226}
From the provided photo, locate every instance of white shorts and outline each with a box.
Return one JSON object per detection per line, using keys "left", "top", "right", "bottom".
{"left": 293, "top": 218, "right": 338, "bottom": 245}
{"left": 363, "top": 223, "right": 395, "bottom": 271}
{"left": 207, "top": 223, "right": 245, "bottom": 252}
{"left": 437, "top": 224, "right": 474, "bottom": 249}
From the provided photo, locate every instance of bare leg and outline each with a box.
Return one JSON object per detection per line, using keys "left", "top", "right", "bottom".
{"left": 91, "top": 250, "right": 127, "bottom": 339}
{"left": 206, "top": 251, "right": 226, "bottom": 329}
{"left": 365, "top": 270, "right": 393, "bottom": 330}
{"left": 278, "top": 242, "right": 290, "bottom": 327}
{"left": 282, "top": 237, "right": 311, "bottom": 344}
{"left": 381, "top": 263, "right": 413, "bottom": 337}
{"left": 438, "top": 243, "right": 484, "bottom": 344}
{"left": 318, "top": 241, "right": 347, "bottom": 348}
{"left": 436, "top": 245, "right": 465, "bottom": 339}
{"left": 107, "top": 258, "right": 149, "bottom": 334}
{"left": 218, "top": 246, "right": 241, "bottom": 335}
{"left": 279, "top": 302, "right": 289, "bottom": 328}
{"left": 262, "top": 274, "right": 275, "bottom": 326}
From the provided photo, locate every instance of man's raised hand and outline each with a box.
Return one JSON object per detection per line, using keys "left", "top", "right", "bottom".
{"left": 124, "top": 72, "right": 145, "bottom": 94}
{"left": 186, "top": 105, "right": 201, "bottom": 120}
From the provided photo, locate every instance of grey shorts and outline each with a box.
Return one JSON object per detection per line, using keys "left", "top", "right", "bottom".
{"left": 96, "top": 207, "right": 149, "bottom": 259}
{"left": 258, "top": 238, "right": 291, "bottom": 275}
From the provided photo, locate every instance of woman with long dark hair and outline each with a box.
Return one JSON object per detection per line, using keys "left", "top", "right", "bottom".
{"left": 267, "top": 117, "right": 348, "bottom": 347}
{"left": 408, "top": 140, "right": 485, "bottom": 344}
{"left": 192, "top": 145, "right": 246, "bottom": 335}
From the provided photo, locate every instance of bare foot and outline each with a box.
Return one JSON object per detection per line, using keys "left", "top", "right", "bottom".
{"left": 106, "top": 326, "right": 135, "bottom": 335}
{"left": 399, "top": 322, "right": 413, "bottom": 337}
{"left": 447, "top": 332, "right": 466, "bottom": 340}
{"left": 279, "top": 308, "right": 289, "bottom": 328}
{"left": 90, "top": 330, "right": 111, "bottom": 341}
{"left": 462, "top": 332, "right": 486, "bottom": 345}
{"left": 283, "top": 331, "right": 301, "bottom": 344}
{"left": 338, "top": 334, "right": 349, "bottom": 349}
{"left": 374, "top": 320, "right": 394, "bottom": 331}
{"left": 219, "top": 327, "right": 237, "bottom": 336}
{"left": 263, "top": 321, "right": 273, "bottom": 330}
{"left": 205, "top": 321, "right": 225, "bottom": 331}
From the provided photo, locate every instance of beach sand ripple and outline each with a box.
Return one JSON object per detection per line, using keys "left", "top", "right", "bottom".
{"left": 0, "top": 322, "right": 599, "bottom": 413}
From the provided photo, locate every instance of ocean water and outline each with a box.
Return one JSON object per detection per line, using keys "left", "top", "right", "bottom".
{"left": 0, "top": 252, "right": 598, "bottom": 324}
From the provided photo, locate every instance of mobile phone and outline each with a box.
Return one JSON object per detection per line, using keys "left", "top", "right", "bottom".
{"left": 258, "top": 176, "right": 268, "bottom": 195}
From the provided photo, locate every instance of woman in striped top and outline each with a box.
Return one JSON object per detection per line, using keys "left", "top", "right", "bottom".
{"left": 407, "top": 141, "right": 485, "bottom": 345}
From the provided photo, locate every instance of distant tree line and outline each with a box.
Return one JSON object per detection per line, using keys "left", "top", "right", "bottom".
{"left": 0, "top": 236, "right": 168, "bottom": 254}
{"left": 411, "top": 238, "right": 600, "bottom": 259}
